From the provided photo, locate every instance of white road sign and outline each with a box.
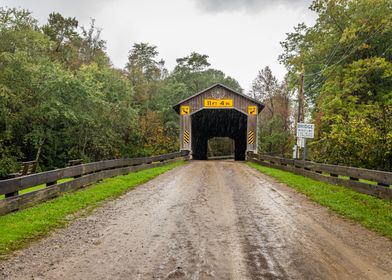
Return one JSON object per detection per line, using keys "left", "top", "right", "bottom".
{"left": 297, "top": 123, "right": 314, "bottom": 139}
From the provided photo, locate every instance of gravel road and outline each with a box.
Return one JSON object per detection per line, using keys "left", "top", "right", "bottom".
{"left": 1, "top": 161, "right": 392, "bottom": 279}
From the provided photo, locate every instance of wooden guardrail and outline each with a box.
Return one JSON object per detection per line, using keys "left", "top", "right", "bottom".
{"left": 247, "top": 152, "right": 392, "bottom": 201}
{"left": 0, "top": 151, "right": 189, "bottom": 215}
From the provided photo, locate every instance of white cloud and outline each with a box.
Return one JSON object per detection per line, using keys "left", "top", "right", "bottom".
{"left": 193, "top": 0, "right": 310, "bottom": 13}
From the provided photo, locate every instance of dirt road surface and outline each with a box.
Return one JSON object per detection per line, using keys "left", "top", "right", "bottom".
{"left": 1, "top": 161, "right": 392, "bottom": 279}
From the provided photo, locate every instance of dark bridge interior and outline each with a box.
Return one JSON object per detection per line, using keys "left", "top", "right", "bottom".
{"left": 191, "top": 109, "right": 247, "bottom": 160}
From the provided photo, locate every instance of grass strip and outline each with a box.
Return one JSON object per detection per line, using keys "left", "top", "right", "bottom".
{"left": 247, "top": 162, "right": 392, "bottom": 240}
{"left": 0, "top": 161, "right": 185, "bottom": 259}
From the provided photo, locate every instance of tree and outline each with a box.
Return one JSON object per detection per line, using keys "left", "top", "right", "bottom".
{"left": 250, "top": 66, "right": 279, "bottom": 116}
{"left": 279, "top": 0, "right": 392, "bottom": 169}
{"left": 41, "top": 12, "right": 83, "bottom": 69}
{"left": 174, "top": 52, "right": 210, "bottom": 73}
{"left": 42, "top": 12, "right": 79, "bottom": 52}
{"left": 0, "top": 8, "right": 49, "bottom": 56}
{"left": 80, "top": 19, "right": 108, "bottom": 67}
{"left": 126, "top": 42, "right": 163, "bottom": 83}
{"left": 0, "top": 8, "right": 52, "bottom": 174}
{"left": 125, "top": 43, "right": 165, "bottom": 107}
{"left": 172, "top": 52, "right": 241, "bottom": 94}
{"left": 250, "top": 68, "right": 293, "bottom": 156}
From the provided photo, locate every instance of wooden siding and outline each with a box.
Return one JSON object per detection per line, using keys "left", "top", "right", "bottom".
{"left": 184, "top": 87, "right": 258, "bottom": 116}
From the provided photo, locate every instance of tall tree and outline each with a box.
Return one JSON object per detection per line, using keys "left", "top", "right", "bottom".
{"left": 174, "top": 52, "right": 210, "bottom": 73}
{"left": 42, "top": 12, "right": 79, "bottom": 52}
{"left": 42, "top": 12, "right": 81, "bottom": 69}
{"left": 126, "top": 42, "right": 163, "bottom": 83}
{"left": 250, "top": 66, "right": 279, "bottom": 116}
{"left": 125, "top": 43, "right": 165, "bottom": 106}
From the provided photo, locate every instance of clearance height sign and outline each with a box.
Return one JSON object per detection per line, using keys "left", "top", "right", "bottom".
{"left": 204, "top": 99, "right": 233, "bottom": 108}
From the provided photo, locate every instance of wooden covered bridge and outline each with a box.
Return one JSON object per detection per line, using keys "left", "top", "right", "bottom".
{"left": 173, "top": 84, "right": 264, "bottom": 160}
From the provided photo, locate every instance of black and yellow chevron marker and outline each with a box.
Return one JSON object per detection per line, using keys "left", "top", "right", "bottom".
{"left": 248, "top": 130, "right": 255, "bottom": 145}
{"left": 183, "top": 130, "right": 190, "bottom": 144}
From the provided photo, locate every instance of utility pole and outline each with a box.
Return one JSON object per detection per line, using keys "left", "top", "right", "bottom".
{"left": 296, "top": 72, "right": 305, "bottom": 159}
{"left": 298, "top": 72, "right": 304, "bottom": 124}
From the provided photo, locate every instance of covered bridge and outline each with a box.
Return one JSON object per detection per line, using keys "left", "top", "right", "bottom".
{"left": 173, "top": 84, "right": 264, "bottom": 160}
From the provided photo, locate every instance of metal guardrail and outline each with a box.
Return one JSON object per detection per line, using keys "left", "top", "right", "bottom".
{"left": 247, "top": 152, "right": 392, "bottom": 200}
{"left": 0, "top": 151, "right": 189, "bottom": 215}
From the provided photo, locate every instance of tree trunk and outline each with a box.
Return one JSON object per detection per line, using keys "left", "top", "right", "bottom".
{"left": 35, "top": 137, "right": 45, "bottom": 162}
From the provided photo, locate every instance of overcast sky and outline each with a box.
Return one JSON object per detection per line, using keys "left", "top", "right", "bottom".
{"left": 1, "top": 0, "right": 316, "bottom": 90}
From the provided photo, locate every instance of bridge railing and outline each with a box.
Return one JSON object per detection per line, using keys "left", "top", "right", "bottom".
{"left": 0, "top": 151, "right": 189, "bottom": 215}
{"left": 247, "top": 152, "right": 392, "bottom": 201}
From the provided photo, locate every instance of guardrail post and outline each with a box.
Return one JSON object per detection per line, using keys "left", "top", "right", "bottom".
{"left": 5, "top": 191, "right": 18, "bottom": 198}
{"left": 46, "top": 181, "right": 57, "bottom": 187}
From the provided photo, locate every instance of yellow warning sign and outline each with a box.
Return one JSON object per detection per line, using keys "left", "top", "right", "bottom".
{"left": 180, "top": 106, "right": 190, "bottom": 115}
{"left": 204, "top": 99, "right": 233, "bottom": 108}
{"left": 248, "top": 106, "right": 257, "bottom": 115}
{"left": 248, "top": 130, "right": 255, "bottom": 145}
{"left": 183, "top": 130, "right": 190, "bottom": 144}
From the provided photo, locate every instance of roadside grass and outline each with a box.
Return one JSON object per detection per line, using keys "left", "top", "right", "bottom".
{"left": 0, "top": 161, "right": 185, "bottom": 259}
{"left": 247, "top": 162, "right": 392, "bottom": 240}
{"left": 0, "top": 178, "right": 73, "bottom": 200}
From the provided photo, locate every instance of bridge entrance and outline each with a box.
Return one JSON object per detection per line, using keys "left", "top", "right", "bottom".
{"left": 173, "top": 84, "right": 264, "bottom": 160}
{"left": 207, "top": 137, "right": 234, "bottom": 159}
{"left": 192, "top": 109, "right": 247, "bottom": 160}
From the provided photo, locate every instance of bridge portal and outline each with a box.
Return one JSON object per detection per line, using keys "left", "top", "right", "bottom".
{"left": 173, "top": 84, "right": 264, "bottom": 160}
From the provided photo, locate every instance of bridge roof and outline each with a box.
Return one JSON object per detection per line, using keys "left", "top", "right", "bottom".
{"left": 173, "top": 83, "right": 264, "bottom": 114}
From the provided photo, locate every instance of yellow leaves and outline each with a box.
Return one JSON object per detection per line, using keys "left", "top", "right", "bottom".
{"left": 340, "top": 27, "right": 357, "bottom": 44}
{"left": 386, "top": 132, "right": 392, "bottom": 157}
{"left": 358, "top": 43, "right": 371, "bottom": 50}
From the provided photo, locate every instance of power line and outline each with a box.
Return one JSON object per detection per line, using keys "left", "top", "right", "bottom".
{"left": 305, "top": 44, "right": 391, "bottom": 97}
{"left": 303, "top": 23, "right": 386, "bottom": 78}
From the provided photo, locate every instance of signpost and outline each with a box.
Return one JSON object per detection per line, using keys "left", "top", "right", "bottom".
{"left": 296, "top": 123, "right": 314, "bottom": 160}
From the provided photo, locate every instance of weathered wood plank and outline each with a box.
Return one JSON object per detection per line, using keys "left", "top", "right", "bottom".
{"left": 249, "top": 153, "right": 392, "bottom": 186}
{"left": 0, "top": 151, "right": 186, "bottom": 195}
{"left": 0, "top": 154, "right": 187, "bottom": 216}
